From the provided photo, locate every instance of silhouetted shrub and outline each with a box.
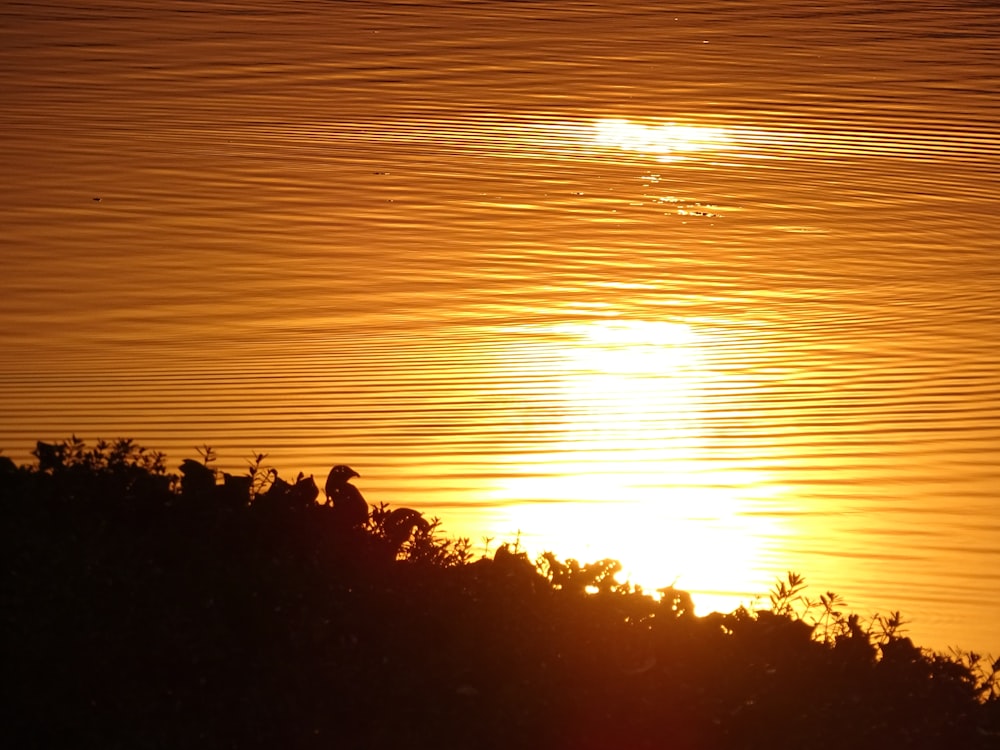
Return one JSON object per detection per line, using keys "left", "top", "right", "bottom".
{"left": 2, "top": 437, "right": 997, "bottom": 749}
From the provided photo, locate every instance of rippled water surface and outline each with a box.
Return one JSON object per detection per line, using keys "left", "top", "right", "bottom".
{"left": 2, "top": 0, "right": 998, "bottom": 653}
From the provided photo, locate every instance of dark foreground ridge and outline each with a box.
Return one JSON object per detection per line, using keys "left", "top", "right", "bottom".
{"left": 2, "top": 438, "right": 998, "bottom": 749}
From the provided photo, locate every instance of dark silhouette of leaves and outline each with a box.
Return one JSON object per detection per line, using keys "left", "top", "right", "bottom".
{"left": 2, "top": 437, "right": 997, "bottom": 749}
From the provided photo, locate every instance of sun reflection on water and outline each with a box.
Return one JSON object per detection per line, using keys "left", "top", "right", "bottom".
{"left": 483, "top": 318, "right": 791, "bottom": 614}
{"left": 592, "top": 118, "right": 733, "bottom": 161}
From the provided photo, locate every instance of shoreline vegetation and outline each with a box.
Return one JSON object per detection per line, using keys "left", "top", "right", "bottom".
{"left": 3, "top": 437, "right": 998, "bottom": 748}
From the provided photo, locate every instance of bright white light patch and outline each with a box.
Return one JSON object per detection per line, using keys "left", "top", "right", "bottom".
{"left": 593, "top": 118, "right": 732, "bottom": 160}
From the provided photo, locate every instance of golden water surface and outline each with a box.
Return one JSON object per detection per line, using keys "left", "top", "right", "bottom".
{"left": 1, "top": 0, "right": 998, "bottom": 653}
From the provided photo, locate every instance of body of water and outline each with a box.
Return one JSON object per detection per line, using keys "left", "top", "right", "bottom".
{"left": 2, "top": 0, "right": 998, "bottom": 654}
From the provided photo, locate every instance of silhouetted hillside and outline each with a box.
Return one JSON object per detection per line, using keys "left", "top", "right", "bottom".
{"left": 2, "top": 438, "right": 998, "bottom": 749}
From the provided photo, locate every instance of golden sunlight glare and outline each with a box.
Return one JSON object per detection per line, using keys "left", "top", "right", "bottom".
{"left": 593, "top": 118, "right": 733, "bottom": 160}
{"left": 483, "top": 319, "right": 791, "bottom": 613}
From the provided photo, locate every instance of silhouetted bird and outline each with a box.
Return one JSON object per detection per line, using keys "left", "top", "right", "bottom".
{"left": 219, "top": 472, "right": 252, "bottom": 509}
{"left": 287, "top": 472, "right": 320, "bottom": 509}
{"left": 383, "top": 507, "right": 431, "bottom": 554}
{"left": 179, "top": 458, "right": 216, "bottom": 498}
{"left": 324, "top": 464, "right": 369, "bottom": 526}
{"left": 255, "top": 469, "right": 318, "bottom": 512}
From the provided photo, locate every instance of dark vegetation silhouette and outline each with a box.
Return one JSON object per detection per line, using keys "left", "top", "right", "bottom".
{"left": 2, "top": 437, "right": 998, "bottom": 749}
